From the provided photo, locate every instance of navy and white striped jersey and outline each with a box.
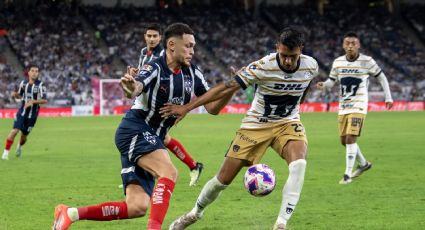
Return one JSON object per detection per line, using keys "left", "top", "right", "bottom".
{"left": 137, "top": 45, "right": 165, "bottom": 70}
{"left": 126, "top": 54, "right": 210, "bottom": 138}
{"left": 17, "top": 79, "right": 47, "bottom": 119}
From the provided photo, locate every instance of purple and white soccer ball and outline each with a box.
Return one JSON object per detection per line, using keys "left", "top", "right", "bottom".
{"left": 243, "top": 164, "right": 276, "bottom": 197}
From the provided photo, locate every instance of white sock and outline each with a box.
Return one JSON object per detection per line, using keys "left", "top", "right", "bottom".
{"left": 2, "top": 149, "right": 9, "bottom": 157}
{"left": 17, "top": 144, "right": 21, "bottom": 150}
{"left": 67, "top": 208, "right": 79, "bottom": 222}
{"left": 276, "top": 159, "right": 307, "bottom": 226}
{"left": 345, "top": 143, "right": 357, "bottom": 176}
{"left": 355, "top": 143, "right": 367, "bottom": 166}
{"left": 191, "top": 176, "right": 227, "bottom": 217}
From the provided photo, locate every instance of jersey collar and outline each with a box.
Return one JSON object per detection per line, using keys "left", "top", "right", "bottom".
{"left": 276, "top": 53, "right": 300, "bottom": 74}
{"left": 345, "top": 53, "right": 360, "bottom": 62}
{"left": 160, "top": 53, "right": 185, "bottom": 76}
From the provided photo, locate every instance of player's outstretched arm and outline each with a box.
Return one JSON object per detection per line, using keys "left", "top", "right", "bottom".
{"left": 316, "top": 78, "right": 335, "bottom": 90}
{"left": 160, "top": 78, "right": 241, "bottom": 120}
{"left": 203, "top": 66, "right": 245, "bottom": 115}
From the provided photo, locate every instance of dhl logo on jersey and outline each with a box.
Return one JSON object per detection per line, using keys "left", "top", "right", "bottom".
{"left": 341, "top": 69, "right": 362, "bottom": 74}
{"left": 273, "top": 83, "right": 307, "bottom": 91}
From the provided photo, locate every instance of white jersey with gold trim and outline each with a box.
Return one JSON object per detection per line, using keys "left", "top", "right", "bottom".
{"left": 329, "top": 53, "right": 382, "bottom": 115}
{"left": 235, "top": 53, "right": 319, "bottom": 129}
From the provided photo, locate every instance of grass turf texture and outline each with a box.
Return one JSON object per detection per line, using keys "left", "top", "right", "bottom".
{"left": 0, "top": 111, "right": 424, "bottom": 229}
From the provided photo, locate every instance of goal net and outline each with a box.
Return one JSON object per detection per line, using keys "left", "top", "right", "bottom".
{"left": 99, "top": 79, "right": 133, "bottom": 115}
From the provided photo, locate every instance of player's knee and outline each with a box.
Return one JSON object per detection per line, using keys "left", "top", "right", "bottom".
{"left": 159, "top": 164, "right": 178, "bottom": 182}
{"left": 345, "top": 135, "right": 356, "bottom": 144}
{"left": 9, "top": 129, "right": 19, "bottom": 137}
{"left": 163, "top": 134, "right": 171, "bottom": 145}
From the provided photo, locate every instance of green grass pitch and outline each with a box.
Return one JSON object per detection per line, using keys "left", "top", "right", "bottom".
{"left": 0, "top": 111, "right": 424, "bottom": 229}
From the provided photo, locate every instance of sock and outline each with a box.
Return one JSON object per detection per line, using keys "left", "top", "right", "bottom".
{"left": 147, "top": 177, "right": 176, "bottom": 230}
{"left": 5, "top": 138, "right": 13, "bottom": 151}
{"left": 345, "top": 143, "right": 357, "bottom": 176}
{"left": 76, "top": 201, "right": 128, "bottom": 221}
{"left": 355, "top": 143, "right": 367, "bottom": 166}
{"left": 276, "top": 159, "right": 307, "bottom": 226}
{"left": 166, "top": 138, "right": 197, "bottom": 170}
{"left": 191, "top": 176, "right": 227, "bottom": 217}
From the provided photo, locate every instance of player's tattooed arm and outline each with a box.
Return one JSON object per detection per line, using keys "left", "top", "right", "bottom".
{"left": 120, "top": 66, "right": 144, "bottom": 99}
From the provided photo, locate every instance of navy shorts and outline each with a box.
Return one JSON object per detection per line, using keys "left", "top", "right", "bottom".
{"left": 115, "top": 117, "right": 166, "bottom": 196}
{"left": 13, "top": 112, "right": 38, "bottom": 135}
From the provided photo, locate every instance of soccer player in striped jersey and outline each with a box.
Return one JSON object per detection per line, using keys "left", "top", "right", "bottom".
{"left": 164, "top": 27, "right": 318, "bottom": 230}
{"left": 317, "top": 32, "right": 393, "bottom": 184}
{"left": 136, "top": 23, "right": 204, "bottom": 187}
{"left": 2, "top": 65, "right": 47, "bottom": 160}
{"left": 52, "top": 23, "right": 232, "bottom": 230}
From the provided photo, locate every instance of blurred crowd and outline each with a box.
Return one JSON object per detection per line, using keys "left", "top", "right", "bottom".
{"left": 0, "top": 1, "right": 424, "bottom": 109}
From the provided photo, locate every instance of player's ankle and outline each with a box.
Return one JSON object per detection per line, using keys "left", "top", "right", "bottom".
{"left": 67, "top": 208, "right": 79, "bottom": 222}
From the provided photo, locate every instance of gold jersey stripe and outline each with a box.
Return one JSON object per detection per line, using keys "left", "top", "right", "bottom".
{"left": 334, "top": 59, "right": 371, "bottom": 62}
{"left": 265, "top": 77, "right": 312, "bottom": 83}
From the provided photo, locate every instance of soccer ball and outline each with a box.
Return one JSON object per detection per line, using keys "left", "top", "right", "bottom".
{"left": 243, "top": 164, "right": 276, "bottom": 197}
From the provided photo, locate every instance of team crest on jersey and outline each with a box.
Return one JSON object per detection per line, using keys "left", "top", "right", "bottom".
{"left": 143, "top": 131, "right": 157, "bottom": 145}
{"left": 33, "top": 86, "right": 39, "bottom": 93}
{"left": 304, "top": 72, "right": 312, "bottom": 79}
{"left": 184, "top": 79, "right": 192, "bottom": 93}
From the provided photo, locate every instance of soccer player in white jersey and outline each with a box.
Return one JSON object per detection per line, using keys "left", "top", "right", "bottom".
{"left": 317, "top": 32, "right": 393, "bottom": 184}
{"left": 133, "top": 23, "right": 204, "bottom": 187}
{"left": 161, "top": 27, "right": 319, "bottom": 230}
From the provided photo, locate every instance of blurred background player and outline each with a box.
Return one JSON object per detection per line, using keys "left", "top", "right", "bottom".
{"left": 52, "top": 22, "right": 231, "bottom": 230}
{"left": 132, "top": 23, "right": 204, "bottom": 187}
{"left": 163, "top": 27, "right": 318, "bottom": 230}
{"left": 317, "top": 32, "right": 393, "bottom": 184}
{"left": 2, "top": 64, "right": 47, "bottom": 160}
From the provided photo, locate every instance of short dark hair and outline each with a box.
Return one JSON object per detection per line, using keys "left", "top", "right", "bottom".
{"left": 278, "top": 27, "right": 305, "bottom": 50}
{"left": 27, "top": 64, "right": 39, "bottom": 70}
{"left": 163, "top": 22, "right": 194, "bottom": 49}
{"left": 344, "top": 31, "right": 359, "bottom": 39}
{"left": 145, "top": 23, "right": 162, "bottom": 34}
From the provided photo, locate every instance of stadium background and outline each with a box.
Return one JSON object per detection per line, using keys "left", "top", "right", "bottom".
{"left": 0, "top": 1, "right": 425, "bottom": 230}
{"left": 0, "top": 0, "right": 424, "bottom": 116}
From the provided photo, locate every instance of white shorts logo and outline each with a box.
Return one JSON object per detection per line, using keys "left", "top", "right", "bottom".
{"left": 143, "top": 131, "right": 157, "bottom": 145}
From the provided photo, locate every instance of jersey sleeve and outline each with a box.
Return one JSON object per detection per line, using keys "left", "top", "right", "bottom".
{"left": 137, "top": 48, "right": 146, "bottom": 70}
{"left": 235, "top": 61, "right": 262, "bottom": 90}
{"left": 329, "top": 61, "right": 338, "bottom": 81}
{"left": 39, "top": 82, "right": 47, "bottom": 100}
{"left": 368, "top": 58, "right": 382, "bottom": 77}
{"left": 18, "top": 80, "right": 25, "bottom": 96}
{"left": 312, "top": 59, "right": 320, "bottom": 78}
{"left": 193, "top": 66, "right": 210, "bottom": 97}
{"left": 135, "top": 63, "right": 159, "bottom": 93}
